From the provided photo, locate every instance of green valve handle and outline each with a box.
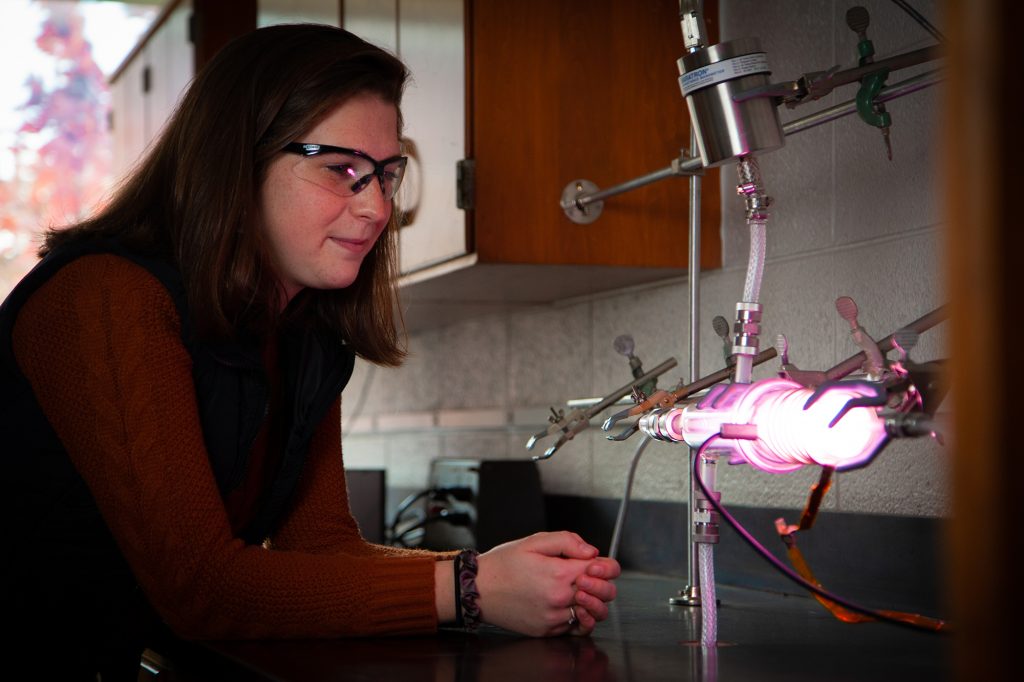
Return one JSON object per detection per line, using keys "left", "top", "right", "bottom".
{"left": 855, "top": 38, "right": 891, "bottom": 129}
{"left": 847, "top": 6, "right": 892, "bottom": 130}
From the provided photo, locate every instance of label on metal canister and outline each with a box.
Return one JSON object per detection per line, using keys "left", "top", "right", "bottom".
{"left": 679, "top": 52, "right": 771, "bottom": 97}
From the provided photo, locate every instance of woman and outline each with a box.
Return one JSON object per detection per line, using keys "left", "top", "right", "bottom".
{"left": 0, "top": 24, "right": 619, "bottom": 679}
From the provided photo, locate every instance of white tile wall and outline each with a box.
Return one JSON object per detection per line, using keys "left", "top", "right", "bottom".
{"left": 342, "top": 0, "right": 949, "bottom": 519}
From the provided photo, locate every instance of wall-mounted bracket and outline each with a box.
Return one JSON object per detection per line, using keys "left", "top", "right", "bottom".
{"left": 560, "top": 151, "right": 703, "bottom": 225}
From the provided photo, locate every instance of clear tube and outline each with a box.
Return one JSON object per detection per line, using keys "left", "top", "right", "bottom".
{"left": 733, "top": 156, "right": 769, "bottom": 385}
{"left": 699, "top": 542, "right": 717, "bottom": 646}
{"left": 742, "top": 219, "right": 767, "bottom": 304}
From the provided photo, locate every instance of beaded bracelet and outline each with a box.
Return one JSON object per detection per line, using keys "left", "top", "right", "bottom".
{"left": 455, "top": 549, "right": 481, "bottom": 629}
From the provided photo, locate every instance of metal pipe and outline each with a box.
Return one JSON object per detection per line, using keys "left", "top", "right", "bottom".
{"left": 562, "top": 165, "right": 683, "bottom": 212}
{"left": 781, "top": 69, "right": 942, "bottom": 136}
{"left": 680, "top": 347, "right": 779, "bottom": 398}
{"left": 659, "top": 305, "right": 944, "bottom": 409}
{"left": 816, "top": 47, "right": 939, "bottom": 92}
{"left": 567, "top": 69, "right": 942, "bottom": 211}
{"left": 825, "top": 305, "right": 947, "bottom": 380}
{"left": 686, "top": 130, "right": 703, "bottom": 602}
{"left": 687, "top": 141, "right": 703, "bottom": 403}
{"left": 589, "top": 358, "right": 680, "bottom": 415}
{"left": 731, "top": 47, "right": 941, "bottom": 106}
{"left": 890, "top": 0, "right": 945, "bottom": 43}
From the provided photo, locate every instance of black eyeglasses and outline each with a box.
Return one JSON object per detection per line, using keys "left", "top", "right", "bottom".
{"left": 282, "top": 142, "right": 408, "bottom": 201}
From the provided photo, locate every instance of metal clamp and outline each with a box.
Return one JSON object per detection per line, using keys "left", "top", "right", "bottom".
{"left": 527, "top": 357, "right": 679, "bottom": 459}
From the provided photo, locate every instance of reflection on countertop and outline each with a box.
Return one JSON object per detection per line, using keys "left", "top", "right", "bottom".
{"left": 162, "top": 572, "right": 949, "bottom": 681}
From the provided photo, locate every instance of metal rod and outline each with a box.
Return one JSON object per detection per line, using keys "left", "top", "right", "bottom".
{"left": 890, "top": 0, "right": 945, "bottom": 43}
{"left": 679, "top": 347, "right": 779, "bottom": 398}
{"left": 569, "top": 69, "right": 942, "bottom": 210}
{"left": 790, "top": 46, "right": 942, "bottom": 98}
{"left": 781, "top": 69, "right": 942, "bottom": 136}
{"left": 687, "top": 132, "right": 702, "bottom": 427}
{"left": 825, "top": 305, "right": 947, "bottom": 380}
{"left": 564, "top": 165, "right": 683, "bottom": 210}
{"left": 686, "top": 130, "right": 702, "bottom": 600}
{"left": 806, "top": 46, "right": 940, "bottom": 95}
{"left": 588, "top": 357, "right": 680, "bottom": 416}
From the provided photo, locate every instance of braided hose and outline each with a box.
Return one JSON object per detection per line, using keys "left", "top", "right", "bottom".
{"left": 699, "top": 542, "right": 718, "bottom": 646}
{"left": 742, "top": 218, "right": 767, "bottom": 304}
{"left": 733, "top": 156, "right": 771, "bottom": 384}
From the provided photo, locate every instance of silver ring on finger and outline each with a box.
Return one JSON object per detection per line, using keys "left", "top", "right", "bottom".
{"left": 568, "top": 605, "right": 579, "bottom": 627}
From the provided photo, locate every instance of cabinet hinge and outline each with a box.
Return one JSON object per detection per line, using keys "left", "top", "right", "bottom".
{"left": 456, "top": 158, "right": 475, "bottom": 210}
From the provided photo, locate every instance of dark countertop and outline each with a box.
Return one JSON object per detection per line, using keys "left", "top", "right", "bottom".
{"left": 162, "top": 572, "right": 950, "bottom": 681}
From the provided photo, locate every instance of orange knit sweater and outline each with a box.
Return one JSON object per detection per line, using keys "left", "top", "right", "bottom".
{"left": 12, "top": 254, "right": 444, "bottom": 640}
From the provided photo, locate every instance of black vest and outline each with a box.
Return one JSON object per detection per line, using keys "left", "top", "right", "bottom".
{"left": 0, "top": 240, "right": 355, "bottom": 677}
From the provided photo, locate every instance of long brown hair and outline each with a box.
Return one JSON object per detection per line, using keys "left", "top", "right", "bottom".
{"left": 43, "top": 24, "right": 409, "bottom": 365}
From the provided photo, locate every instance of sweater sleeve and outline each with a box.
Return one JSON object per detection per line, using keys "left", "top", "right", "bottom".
{"left": 12, "top": 254, "right": 440, "bottom": 640}
{"left": 271, "top": 396, "right": 458, "bottom": 561}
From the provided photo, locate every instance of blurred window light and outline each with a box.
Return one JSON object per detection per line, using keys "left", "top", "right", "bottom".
{"left": 0, "top": 0, "right": 157, "bottom": 296}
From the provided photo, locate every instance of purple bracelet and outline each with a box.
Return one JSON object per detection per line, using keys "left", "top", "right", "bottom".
{"left": 456, "top": 549, "right": 481, "bottom": 629}
{"left": 452, "top": 554, "right": 464, "bottom": 628}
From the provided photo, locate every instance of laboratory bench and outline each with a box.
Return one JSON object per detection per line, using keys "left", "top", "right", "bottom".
{"left": 152, "top": 571, "right": 950, "bottom": 681}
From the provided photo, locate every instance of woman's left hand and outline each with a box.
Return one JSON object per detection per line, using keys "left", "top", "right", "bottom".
{"left": 568, "top": 559, "right": 620, "bottom": 635}
{"left": 475, "top": 531, "right": 620, "bottom": 637}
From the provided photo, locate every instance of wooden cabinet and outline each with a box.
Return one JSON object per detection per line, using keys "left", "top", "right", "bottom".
{"left": 471, "top": 0, "right": 721, "bottom": 270}
{"left": 346, "top": 0, "right": 721, "bottom": 329}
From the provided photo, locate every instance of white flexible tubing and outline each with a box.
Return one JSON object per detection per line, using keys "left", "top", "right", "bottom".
{"left": 608, "top": 436, "right": 652, "bottom": 561}
{"left": 734, "top": 218, "right": 767, "bottom": 384}
{"left": 699, "top": 542, "right": 718, "bottom": 647}
{"left": 742, "top": 219, "right": 768, "bottom": 304}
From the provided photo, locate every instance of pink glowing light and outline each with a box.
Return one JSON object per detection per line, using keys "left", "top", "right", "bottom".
{"left": 647, "top": 378, "right": 889, "bottom": 473}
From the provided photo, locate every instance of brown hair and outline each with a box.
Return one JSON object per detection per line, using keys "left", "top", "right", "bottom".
{"left": 43, "top": 24, "right": 409, "bottom": 365}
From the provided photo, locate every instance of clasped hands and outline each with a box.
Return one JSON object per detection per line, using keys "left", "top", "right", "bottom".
{"left": 475, "top": 531, "right": 621, "bottom": 637}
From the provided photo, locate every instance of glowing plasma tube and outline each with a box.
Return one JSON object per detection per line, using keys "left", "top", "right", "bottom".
{"left": 637, "top": 378, "right": 889, "bottom": 472}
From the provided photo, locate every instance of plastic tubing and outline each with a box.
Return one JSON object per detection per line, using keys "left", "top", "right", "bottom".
{"left": 699, "top": 542, "right": 718, "bottom": 646}
{"left": 733, "top": 156, "right": 769, "bottom": 384}
{"left": 742, "top": 219, "right": 767, "bottom": 304}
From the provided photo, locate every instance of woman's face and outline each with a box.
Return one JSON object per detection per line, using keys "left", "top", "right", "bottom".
{"left": 260, "top": 93, "right": 400, "bottom": 304}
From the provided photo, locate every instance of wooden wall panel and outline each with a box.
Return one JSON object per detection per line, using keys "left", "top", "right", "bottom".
{"left": 469, "top": 0, "right": 721, "bottom": 269}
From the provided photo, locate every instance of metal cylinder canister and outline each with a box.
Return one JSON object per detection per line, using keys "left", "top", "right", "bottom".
{"left": 678, "top": 37, "right": 785, "bottom": 167}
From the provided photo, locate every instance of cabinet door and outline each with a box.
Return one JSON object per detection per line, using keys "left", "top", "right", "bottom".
{"left": 341, "top": 0, "right": 396, "bottom": 48}
{"left": 110, "top": 55, "right": 148, "bottom": 181}
{"left": 146, "top": 4, "right": 193, "bottom": 142}
{"left": 470, "top": 0, "right": 721, "bottom": 269}
{"left": 109, "top": 2, "right": 192, "bottom": 178}
{"left": 394, "top": 0, "right": 467, "bottom": 274}
{"left": 344, "top": 0, "right": 468, "bottom": 276}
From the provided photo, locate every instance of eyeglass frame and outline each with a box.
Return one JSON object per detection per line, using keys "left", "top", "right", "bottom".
{"left": 281, "top": 142, "right": 408, "bottom": 200}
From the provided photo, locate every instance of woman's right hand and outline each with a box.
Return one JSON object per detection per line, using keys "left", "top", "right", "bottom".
{"left": 474, "top": 531, "right": 620, "bottom": 637}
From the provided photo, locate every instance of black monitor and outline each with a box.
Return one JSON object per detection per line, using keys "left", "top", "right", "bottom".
{"left": 346, "top": 469, "right": 386, "bottom": 544}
